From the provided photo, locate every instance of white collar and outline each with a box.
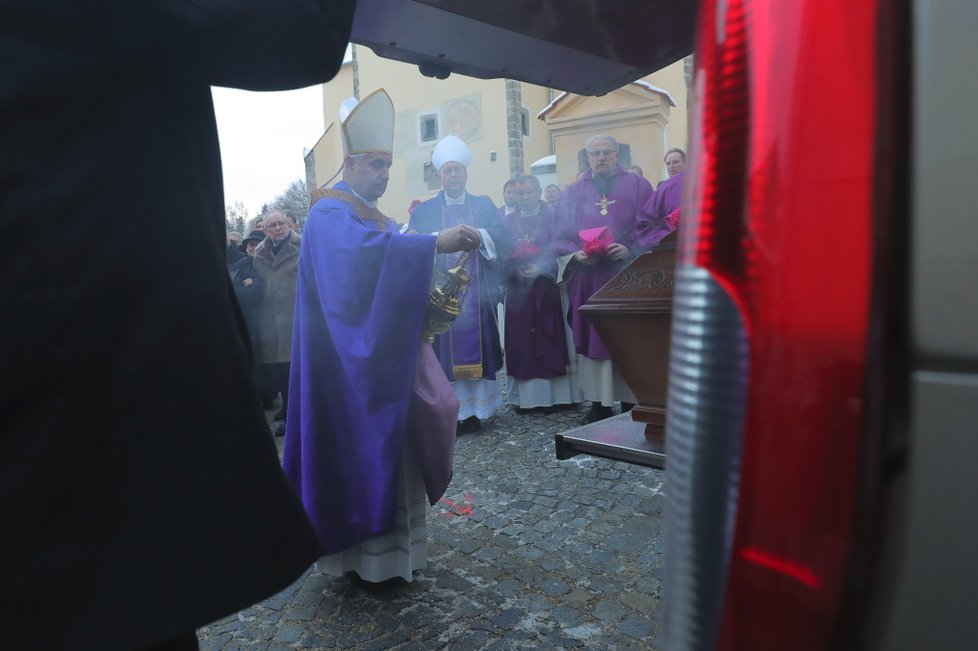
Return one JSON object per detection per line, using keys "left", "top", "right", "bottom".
{"left": 520, "top": 204, "right": 541, "bottom": 217}
{"left": 349, "top": 186, "right": 377, "bottom": 208}
{"left": 444, "top": 192, "right": 466, "bottom": 205}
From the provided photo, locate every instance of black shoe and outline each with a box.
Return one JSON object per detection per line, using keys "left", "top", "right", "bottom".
{"left": 345, "top": 571, "right": 407, "bottom": 591}
{"left": 460, "top": 416, "right": 482, "bottom": 433}
{"left": 274, "top": 423, "right": 286, "bottom": 438}
{"left": 620, "top": 402, "right": 635, "bottom": 413}
{"left": 273, "top": 408, "right": 285, "bottom": 422}
{"left": 513, "top": 406, "right": 534, "bottom": 415}
{"left": 581, "top": 404, "right": 613, "bottom": 425}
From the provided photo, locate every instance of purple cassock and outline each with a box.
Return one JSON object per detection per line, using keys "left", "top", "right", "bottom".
{"left": 408, "top": 191, "right": 505, "bottom": 382}
{"left": 636, "top": 171, "right": 683, "bottom": 248}
{"left": 502, "top": 200, "right": 569, "bottom": 380}
{"left": 282, "top": 181, "right": 457, "bottom": 556}
{"left": 554, "top": 165, "right": 655, "bottom": 359}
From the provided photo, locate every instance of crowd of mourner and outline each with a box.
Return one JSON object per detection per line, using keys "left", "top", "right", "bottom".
{"left": 228, "top": 138, "right": 684, "bottom": 437}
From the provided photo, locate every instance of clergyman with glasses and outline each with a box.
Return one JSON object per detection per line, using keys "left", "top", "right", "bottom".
{"left": 553, "top": 134, "right": 655, "bottom": 424}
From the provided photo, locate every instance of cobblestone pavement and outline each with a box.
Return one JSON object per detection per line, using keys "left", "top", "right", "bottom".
{"left": 197, "top": 399, "right": 666, "bottom": 650}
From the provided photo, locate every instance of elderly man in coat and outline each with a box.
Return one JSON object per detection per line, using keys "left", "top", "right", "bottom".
{"left": 253, "top": 211, "right": 301, "bottom": 436}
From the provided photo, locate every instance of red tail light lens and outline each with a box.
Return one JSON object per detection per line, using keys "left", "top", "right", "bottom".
{"left": 666, "top": 0, "right": 882, "bottom": 648}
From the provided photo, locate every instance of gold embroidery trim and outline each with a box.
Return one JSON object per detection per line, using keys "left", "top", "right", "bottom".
{"left": 452, "top": 364, "right": 484, "bottom": 380}
{"left": 311, "top": 188, "right": 391, "bottom": 232}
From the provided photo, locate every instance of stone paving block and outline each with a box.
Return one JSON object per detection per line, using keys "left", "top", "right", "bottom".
{"left": 449, "top": 537, "right": 482, "bottom": 554}
{"left": 545, "top": 628, "right": 587, "bottom": 648}
{"left": 493, "top": 578, "right": 521, "bottom": 598}
{"left": 514, "top": 546, "right": 544, "bottom": 562}
{"left": 550, "top": 605, "right": 585, "bottom": 628}
{"left": 538, "top": 556, "right": 564, "bottom": 572}
{"left": 593, "top": 598, "right": 628, "bottom": 623}
{"left": 586, "top": 576, "right": 624, "bottom": 595}
{"left": 605, "top": 532, "right": 649, "bottom": 554}
{"left": 618, "top": 589, "right": 659, "bottom": 615}
{"left": 619, "top": 614, "right": 654, "bottom": 639}
{"left": 272, "top": 624, "right": 304, "bottom": 644}
{"left": 539, "top": 578, "right": 572, "bottom": 595}
{"left": 499, "top": 523, "right": 528, "bottom": 537}
{"left": 199, "top": 633, "right": 231, "bottom": 651}
{"left": 282, "top": 604, "right": 318, "bottom": 622}
{"left": 518, "top": 530, "right": 547, "bottom": 546}
{"left": 225, "top": 639, "right": 263, "bottom": 651}
{"left": 635, "top": 577, "right": 661, "bottom": 595}
{"left": 208, "top": 619, "right": 248, "bottom": 636}
{"left": 292, "top": 590, "right": 324, "bottom": 607}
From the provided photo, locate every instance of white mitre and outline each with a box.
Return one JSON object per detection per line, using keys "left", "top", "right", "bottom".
{"left": 431, "top": 135, "right": 472, "bottom": 171}
{"left": 340, "top": 89, "right": 394, "bottom": 155}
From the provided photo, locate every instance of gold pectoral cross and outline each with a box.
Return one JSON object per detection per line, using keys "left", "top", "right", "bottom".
{"left": 595, "top": 195, "right": 616, "bottom": 216}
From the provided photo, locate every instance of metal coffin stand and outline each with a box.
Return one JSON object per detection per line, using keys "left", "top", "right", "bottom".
{"left": 554, "top": 244, "right": 675, "bottom": 469}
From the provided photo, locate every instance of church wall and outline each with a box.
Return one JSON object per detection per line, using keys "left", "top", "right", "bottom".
{"left": 640, "top": 60, "right": 690, "bottom": 183}
{"left": 521, "top": 84, "right": 558, "bottom": 180}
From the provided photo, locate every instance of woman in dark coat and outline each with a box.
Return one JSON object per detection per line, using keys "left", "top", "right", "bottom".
{"left": 1, "top": 2, "right": 355, "bottom": 650}
{"left": 228, "top": 233, "right": 264, "bottom": 351}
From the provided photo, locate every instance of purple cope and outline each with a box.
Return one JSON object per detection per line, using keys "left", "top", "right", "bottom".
{"left": 282, "top": 181, "right": 456, "bottom": 556}
{"left": 502, "top": 200, "right": 569, "bottom": 380}
{"left": 554, "top": 165, "right": 654, "bottom": 359}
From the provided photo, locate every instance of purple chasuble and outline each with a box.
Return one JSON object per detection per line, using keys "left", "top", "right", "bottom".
{"left": 636, "top": 172, "right": 683, "bottom": 249}
{"left": 282, "top": 181, "right": 455, "bottom": 556}
{"left": 503, "top": 201, "right": 569, "bottom": 380}
{"left": 407, "top": 192, "right": 504, "bottom": 382}
{"left": 554, "top": 165, "right": 654, "bottom": 359}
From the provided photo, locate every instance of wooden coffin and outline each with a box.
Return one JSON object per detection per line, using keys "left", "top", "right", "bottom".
{"left": 578, "top": 244, "right": 676, "bottom": 443}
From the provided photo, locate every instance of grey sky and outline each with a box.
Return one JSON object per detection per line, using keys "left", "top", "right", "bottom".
{"left": 212, "top": 84, "right": 325, "bottom": 216}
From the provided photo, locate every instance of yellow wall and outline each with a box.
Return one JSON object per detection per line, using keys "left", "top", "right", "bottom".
{"left": 521, "top": 84, "right": 557, "bottom": 172}
{"left": 643, "top": 62, "right": 689, "bottom": 183}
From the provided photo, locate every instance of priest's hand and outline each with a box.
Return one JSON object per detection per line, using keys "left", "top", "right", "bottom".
{"left": 573, "top": 250, "right": 596, "bottom": 265}
{"left": 607, "top": 242, "right": 630, "bottom": 261}
{"left": 436, "top": 224, "right": 481, "bottom": 253}
{"left": 518, "top": 263, "right": 541, "bottom": 279}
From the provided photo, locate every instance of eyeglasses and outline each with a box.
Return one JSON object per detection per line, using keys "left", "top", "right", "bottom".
{"left": 587, "top": 149, "right": 617, "bottom": 158}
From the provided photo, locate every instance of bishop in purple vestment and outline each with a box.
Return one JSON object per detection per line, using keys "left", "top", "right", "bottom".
{"left": 554, "top": 134, "right": 654, "bottom": 423}
{"left": 408, "top": 136, "right": 506, "bottom": 433}
{"left": 282, "top": 90, "right": 479, "bottom": 584}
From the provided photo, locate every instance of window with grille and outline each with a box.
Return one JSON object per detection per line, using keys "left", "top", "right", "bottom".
{"left": 420, "top": 114, "right": 439, "bottom": 142}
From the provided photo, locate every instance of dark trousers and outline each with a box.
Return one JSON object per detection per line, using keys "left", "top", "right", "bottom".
{"left": 263, "top": 362, "right": 290, "bottom": 418}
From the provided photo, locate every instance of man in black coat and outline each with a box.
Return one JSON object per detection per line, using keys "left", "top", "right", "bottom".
{"left": 227, "top": 237, "right": 263, "bottom": 356}
{"left": 0, "top": 2, "right": 355, "bottom": 650}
